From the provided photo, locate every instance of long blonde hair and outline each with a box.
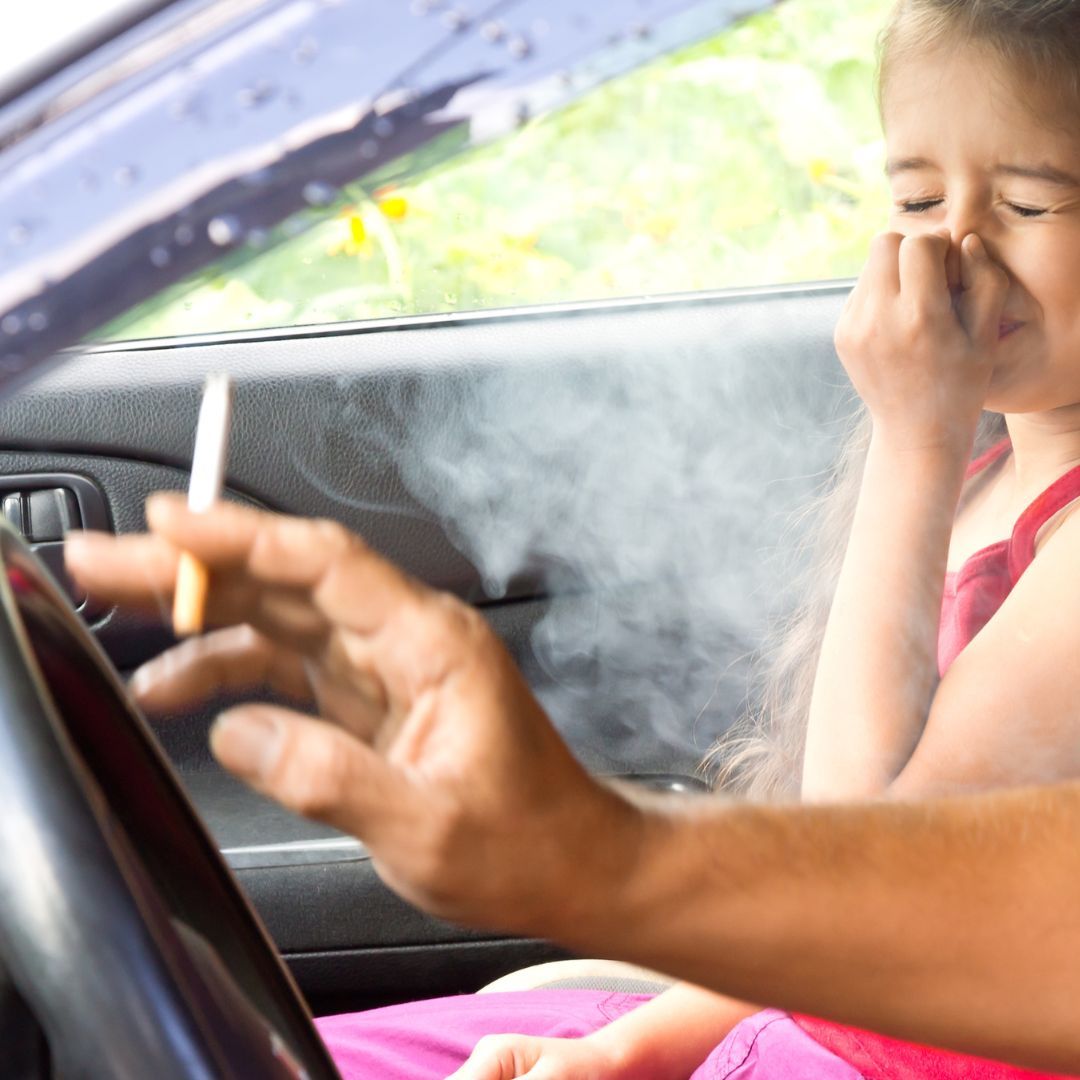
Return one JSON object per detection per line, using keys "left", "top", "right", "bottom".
{"left": 705, "top": 0, "right": 1080, "bottom": 799}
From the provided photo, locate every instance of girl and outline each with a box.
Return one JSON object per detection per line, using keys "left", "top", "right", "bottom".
{"left": 65, "top": 0, "right": 1080, "bottom": 1077}
{"left": 322, "top": 0, "right": 1080, "bottom": 1075}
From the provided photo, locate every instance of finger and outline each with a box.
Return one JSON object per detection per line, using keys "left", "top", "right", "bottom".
{"left": 209, "top": 703, "right": 404, "bottom": 834}
{"left": 445, "top": 1052, "right": 505, "bottom": 1080}
{"left": 897, "top": 232, "right": 952, "bottom": 312}
{"left": 147, "top": 493, "right": 342, "bottom": 582}
{"left": 65, "top": 529, "right": 333, "bottom": 649}
{"left": 147, "top": 493, "right": 424, "bottom": 633}
{"left": 958, "top": 233, "right": 1010, "bottom": 347}
{"left": 65, "top": 531, "right": 179, "bottom": 611}
{"left": 446, "top": 1036, "right": 526, "bottom": 1080}
{"left": 859, "top": 231, "right": 903, "bottom": 296}
{"left": 129, "top": 625, "right": 313, "bottom": 713}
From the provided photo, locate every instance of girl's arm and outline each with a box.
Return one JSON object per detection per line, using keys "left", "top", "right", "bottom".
{"left": 801, "top": 437, "right": 968, "bottom": 797}
{"left": 801, "top": 231, "right": 1007, "bottom": 799}
{"left": 450, "top": 984, "right": 757, "bottom": 1080}
{"left": 580, "top": 985, "right": 755, "bottom": 1079}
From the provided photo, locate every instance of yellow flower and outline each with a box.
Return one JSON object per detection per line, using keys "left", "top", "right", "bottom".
{"left": 378, "top": 196, "right": 409, "bottom": 220}
{"left": 808, "top": 157, "right": 833, "bottom": 183}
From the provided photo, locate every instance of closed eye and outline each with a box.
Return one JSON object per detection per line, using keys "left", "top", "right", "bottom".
{"left": 898, "top": 198, "right": 943, "bottom": 214}
{"left": 1006, "top": 202, "right": 1047, "bottom": 218}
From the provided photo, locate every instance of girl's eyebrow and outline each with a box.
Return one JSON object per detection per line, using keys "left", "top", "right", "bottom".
{"left": 885, "top": 156, "right": 936, "bottom": 177}
{"left": 994, "top": 163, "right": 1080, "bottom": 187}
{"left": 885, "top": 157, "right": 1079, "bottom": 187}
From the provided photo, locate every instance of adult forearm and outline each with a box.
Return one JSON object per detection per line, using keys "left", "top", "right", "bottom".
{"left": 802, "top": 433, "right": 970, "bottom": 798}
{"left": 548, "top": 785, "right": 1080, "bottom": 1075}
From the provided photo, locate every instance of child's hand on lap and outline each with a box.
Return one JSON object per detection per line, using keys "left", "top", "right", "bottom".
{"left": 447, "top": 1033, "right": 628, "bottom": 1080}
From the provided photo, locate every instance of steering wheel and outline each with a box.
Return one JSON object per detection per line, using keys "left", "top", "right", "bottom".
{"left": 0, "top": 520, "right": 341, "bottom": 1079}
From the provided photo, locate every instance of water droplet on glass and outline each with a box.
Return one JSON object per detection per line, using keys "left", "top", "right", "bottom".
{"left": 443, "top": 8, "right": 468, "bottom": 31}
{"left": 630, "top": 22, "right": 651, "bottom": 40}
{"left": 246, "top": 228, "right": 269, "bottom": 249}
{"left": 174, "top": 223, "right": 195, "bottom": 246}
{"left": 360, "top": 139, "right": 379, "bottom": 160}
{"left": 237, "top": 81, "right": 277, "bottom": 109}
{"left": 114, "top": 164, "right": 139, "bottom": 186}
{"left": 302, "top": 181, "right": 337, "bottom": 207}
{"left": 150, "top": 246, "right": 171, "bottom": 268}
{"left": 27, "top": 311, "right": 48, "bottom": 332}
{"left": 170, "top": 95, "right": 199, "bottom": 120}
{"left": 8, "top": 223, "right": 31, "bottom": 246}
{"left": 239, "top": 167, "right": 273, "bottom": 189}
{"left": 207, "top": 216, "right": 242, "bottom": 247}
{"left": 294, "top": 37, "right": 318, "bottom": 64}
{"left": 1, "top": 314, "right": 23, "bottom": 335}
{"left": 374, "top": 116, "right": 395, "bottom": 138}
{"left": 480, "top": 20, "right": 505, "bottom": 42}
{"left": 507, "top": 35, "right": 531, "bottom": 60}
{"left": 410, "top": 0, "right": 438, "bottom": 14}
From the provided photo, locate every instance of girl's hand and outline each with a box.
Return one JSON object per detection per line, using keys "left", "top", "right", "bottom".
{"left": 833, "top": 231, "right": 1008, "bottom": 453}
{"left": 64, "top": 494, "right": 641, "bottom": 936}
{"left": 447, "top": 1033, "right": 628, "bottom": 1080}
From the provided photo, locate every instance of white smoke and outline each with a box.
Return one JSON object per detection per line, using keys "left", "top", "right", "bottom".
{"left": 307, "top": 303, "right": 852, "bottom": 777}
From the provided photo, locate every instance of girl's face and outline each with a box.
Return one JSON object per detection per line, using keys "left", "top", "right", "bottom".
{"left": 883, "top": 43, "right": 1080, "bottom": 415}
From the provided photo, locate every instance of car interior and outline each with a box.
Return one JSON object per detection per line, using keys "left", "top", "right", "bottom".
{"left": 0, "top": 0, "right": 880, "bottom": 1074}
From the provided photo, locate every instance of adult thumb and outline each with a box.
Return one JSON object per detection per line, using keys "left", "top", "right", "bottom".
{"left": 210, "top": 704, "right": 392, "bottom": 834}
{"left": 957, "top": 234, "right": 1009, "bottom": 347}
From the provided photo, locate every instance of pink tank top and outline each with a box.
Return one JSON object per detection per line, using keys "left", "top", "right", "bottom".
{"left": 938, "top": 439, "right": 1080, "bottom": 675}
{"left": 798, "top": 438, "right": 1080, "bottom": 1078}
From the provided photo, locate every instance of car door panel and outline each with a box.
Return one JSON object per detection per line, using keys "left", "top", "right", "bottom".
{"left": 0, "top": 285, "right": 850, "bottom": 1012}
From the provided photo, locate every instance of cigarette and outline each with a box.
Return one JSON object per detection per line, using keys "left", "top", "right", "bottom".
{"left": 173, "top": 373, "right": 233, "bottom": 636}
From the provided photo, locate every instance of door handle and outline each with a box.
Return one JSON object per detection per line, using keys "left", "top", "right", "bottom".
{"left": 0, "top": 473, "right": 110, "bottom": 617}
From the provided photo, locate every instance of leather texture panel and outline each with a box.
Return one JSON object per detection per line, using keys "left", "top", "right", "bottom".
{"left": 0, "top": 291, "right": 850, "bottom": 603}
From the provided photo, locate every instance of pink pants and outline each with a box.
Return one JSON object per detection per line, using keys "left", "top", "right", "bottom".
{"left": 316, "top": 992, "right": 861, "bottom": 1079}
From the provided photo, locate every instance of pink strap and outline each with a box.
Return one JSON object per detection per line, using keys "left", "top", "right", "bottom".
{"left": 965, "top": 437, "right": 1011, "bottom": 480}
{"left": 1008, "top": 462, "right": 1080, "bottom": 583}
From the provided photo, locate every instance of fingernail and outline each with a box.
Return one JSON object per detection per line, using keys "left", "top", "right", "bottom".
{"left": 63, "top": 531, "right": 98, "bottom": 567}
{"left": 128, "top": 664, "right": 155, "bottom": 699}
{"left": 211, "top": 709, "right": 284, "bottom": 780}
{"left": 63, "top": 536, "right": 85, "bottom": 570}
{"left": 145, "top": 491, "right": 184, "bottom": 526}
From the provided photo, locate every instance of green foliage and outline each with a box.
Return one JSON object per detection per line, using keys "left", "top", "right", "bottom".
{"left": 104, "top": 0, "right": 893, "bottom": 341}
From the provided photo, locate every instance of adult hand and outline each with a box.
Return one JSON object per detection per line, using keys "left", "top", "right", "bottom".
{"left": 833, "top": 230, "right": 1008, "bottom": 453}
{"left": 64, "top": 494, "right": 641, "bottom": 936}
{"left": 447, "top": 1033, "right": 628, "bottom": 1080}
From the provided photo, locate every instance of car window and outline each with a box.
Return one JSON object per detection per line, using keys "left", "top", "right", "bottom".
{"left": 100, "top": 0, "right": 890, "bottom": 342}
